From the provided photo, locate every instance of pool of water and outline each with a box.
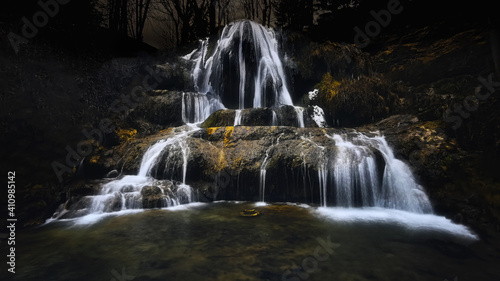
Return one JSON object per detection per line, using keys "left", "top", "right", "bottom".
{"left": 3, "top": 202, "right": 500, "bottom": 281}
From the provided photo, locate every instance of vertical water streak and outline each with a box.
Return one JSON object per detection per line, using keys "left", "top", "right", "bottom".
{"left": 259, "top": 133, "right": 284, "bottom": 202}
{"left": 318, "top": 166, "right": 328, "bottom": 207}
{"left": 331, "top": 134, "right": 357, "bottom": 207}
{"left": 271, "top": 109, "right": 278, "bottom": 126}
{"left": 182, "top": 92, "right": 213, "bottom": 124}
{"left": 294, "top": 106, "right": 305, "bottom": 128}
{"left": 259, "top": 169, "right": 267, "bottom": 202}
{"left": 234, "top": 110, "right": 242, "bottom": 126}
{"left": 190, "top": 39, "right": 209, "bottom": 92}
{"left": 238, "top": 23, "right": 246, "bottom": 109}
{"left": 300, "top": 136, "right": 327, "bottom": 206}
{"left": 259, "top": 146, "right": 272, "bottom": 202}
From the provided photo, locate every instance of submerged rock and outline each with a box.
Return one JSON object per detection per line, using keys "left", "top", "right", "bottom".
{"left": 141, "top": 185, "right": 163, "bottom": 209}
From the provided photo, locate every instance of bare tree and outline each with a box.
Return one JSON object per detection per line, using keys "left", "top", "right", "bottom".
{"left": 261, "top": 0, "right": 274, "bottom": 27}
{"left": 108, "top": 0, "right": 129, "bottom": 35}
{"left": 156, "top": 0, "right": 233, "bottom": 45}
{"left": 241, "top": 0, "right": 258, "bottom": 21}
{"left": 237, "top": 0, "right": 275, "bottom": 27}
{"left": 158, "top": 0, "right": 191, "bottom": 45}
{"left": 105, "top": 0, "right": 153, "bottom": 41}
{"left": 130, "top": 0, "right": 152, "bottom": 41}
{"left": 217, "top": 0, "right": 233, "bottom": 27}
{"left": 274, "top": 0, "right": 313, "bottom": 30}
{"left": 209, "top": 0, "right": 217, "bottom": 35}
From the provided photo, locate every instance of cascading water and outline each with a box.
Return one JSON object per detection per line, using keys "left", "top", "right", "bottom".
{"left": 234, "top": 110, "right": 242, "bottom": 126}
{"left": 184, "top": 20, "right": 316, "bottom": 128}
{"left": 304, "top": 132, "right": 433, "bottom": 213}
{"left": 56, "top": 125, "right": 200, "bottom": 221}
{"left": 56, "top": 20, "right": 436, "bottom": 226}
{"left": 181, "top": 92, "right": 210, "bottom": 124}
{"left": 188, "top": 20, "right": 293, "bottom": 110}
{"left": 38, "top": 21, "right": 479, "bottom": 279}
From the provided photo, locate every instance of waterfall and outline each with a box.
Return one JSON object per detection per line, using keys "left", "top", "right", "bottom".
{"left": 54, "top": 20, "right": 437, "bottom": 224}
{"left": 325, "top": 132, "right": 432, "bottom": 213}
{"left": 64, "top": 125, "right": 199, "bottom": 218}
{"left": 182, "top": 92, "right": 224, "bottom": 124}
{"left": 188, "top": 20, "right": 293, "bottom": 109}
{"left": 137, "top": 125, "right": 196, "bottom": 182}
{"left": 300, "top": 132, "right": 432, "bottom": 213}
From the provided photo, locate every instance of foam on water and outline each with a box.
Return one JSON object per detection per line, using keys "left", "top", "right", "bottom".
{"left": 53, "top": 209, "right": 146, "bottom": 226}
{"left": 315, "top": 207, "right": 478, "bottom": 241}
{"left": 254, "top": 201, "right": 269, "bottom": 207}
{"left": 161, "top": 202, "right": 207, "bottom": 211}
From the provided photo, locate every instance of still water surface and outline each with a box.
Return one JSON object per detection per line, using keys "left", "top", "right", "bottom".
{"left": 4, "top": 202, "right": 500, "bottom": 281}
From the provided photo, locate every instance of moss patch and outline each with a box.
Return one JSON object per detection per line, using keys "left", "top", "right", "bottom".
{"left": 317, "top": 73, "right": 342, "bottom": 103}
{"left": 116, "top": 128, "right": 137, "bottom": 143}
{"left": 202, "top": 110, "right": 235, "bottom": 128}
{"left": 224, "top": 127, "right": 234, "bottom": 147}
{"left": 315, "top": 74, "right": 400, "bottom": 127}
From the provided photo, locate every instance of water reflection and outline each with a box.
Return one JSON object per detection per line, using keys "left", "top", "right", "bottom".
{"left": 6, "top": 202, "right": 499, "bottom": 281}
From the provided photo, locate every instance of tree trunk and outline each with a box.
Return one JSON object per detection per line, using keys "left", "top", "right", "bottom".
{"left": 120, "top": 0, "right": 128, "bottom": 35}
{"left": 136, "top": 0, "right": 151, "bottom": 41}
{"left": 209, "top": 0, "right": 216, "bottom": 35}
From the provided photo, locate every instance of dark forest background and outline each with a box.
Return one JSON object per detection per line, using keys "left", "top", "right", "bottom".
{"left": 1, "top": 0, "right": 497, "bottom": 55}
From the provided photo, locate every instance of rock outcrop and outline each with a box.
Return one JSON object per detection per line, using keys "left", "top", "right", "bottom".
{"left": 201, "top": 105, "right": 323, "bottom": 128}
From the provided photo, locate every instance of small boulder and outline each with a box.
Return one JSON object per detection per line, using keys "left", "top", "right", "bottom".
{"left": 141, "top": 185, "right": 163, "bottom": 209}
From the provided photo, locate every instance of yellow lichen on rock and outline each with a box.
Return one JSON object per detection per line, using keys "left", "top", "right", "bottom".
{"left": 207, "top": 127, "right": 220, "bottom": 136}
{"left": 231, "top": 156, "right": 244, "bottom": 170}
{"left": 317, "top": 72, "right": 342, "bottom": 102}
{"left": 422, "top": 120, "right": 443, "bottom": 130}
{"left": 213, "top": 149, "right": 228, "bottom": 172}
{"left": 89, "top": 155, "right": 100, "bottom": 164}
{"left": 116, "top": 128, "right": 137, "bottom": 143}
{"left": 224, "top": 126, "right": 234, "bottom": 147}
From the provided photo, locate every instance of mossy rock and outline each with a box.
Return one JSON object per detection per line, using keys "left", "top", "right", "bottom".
{"left": 316, "top": 73, "right": 400, "bottom": 127}
{"left": 202, "top": 110, "right": 236, "bottom": 128}
{"left": 141, "top": 186, "right": 163, "bottom": 209}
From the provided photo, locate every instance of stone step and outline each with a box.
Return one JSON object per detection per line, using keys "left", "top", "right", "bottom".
{"left": 202, "top": 105, "right": 327, "bottom": 128}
